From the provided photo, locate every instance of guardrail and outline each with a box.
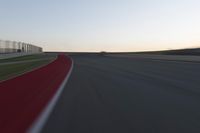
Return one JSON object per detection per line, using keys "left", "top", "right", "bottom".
{"left": 0, "top": 40, "right": 42, "bottom": 54}
{"left": 0, "top": 40, "right": 43, "bottom": 59}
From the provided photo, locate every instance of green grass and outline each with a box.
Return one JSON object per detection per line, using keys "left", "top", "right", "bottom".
{"left": 0, "top": 54, "right": 56, "bottom": 63}
{"left": 0, "top": 59, "right": 53, "bottom": 81}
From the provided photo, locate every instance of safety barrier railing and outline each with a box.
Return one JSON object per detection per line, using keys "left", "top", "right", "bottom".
{"left": 0, "top": 40, "right": 42, "bottom": 54}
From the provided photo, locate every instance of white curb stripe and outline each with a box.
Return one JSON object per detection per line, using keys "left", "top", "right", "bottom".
{"left": 28, "top": 57, "right": 74, "bottom": 133}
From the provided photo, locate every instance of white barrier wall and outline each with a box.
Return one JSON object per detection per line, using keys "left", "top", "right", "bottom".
{"left": 0, "top": 40, "right": 43, "bottom": 59}
{"left": 0, "top": 40, "right": 42, "bottom": 54}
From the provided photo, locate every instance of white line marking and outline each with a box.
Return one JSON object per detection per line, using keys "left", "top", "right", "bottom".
{"left": 28, "top": 57, "right": 74, "bottom": 133}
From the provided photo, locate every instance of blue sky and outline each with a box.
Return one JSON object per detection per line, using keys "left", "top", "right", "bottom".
{"left": 0, "top": 0, "right": 200, "bottom": 52}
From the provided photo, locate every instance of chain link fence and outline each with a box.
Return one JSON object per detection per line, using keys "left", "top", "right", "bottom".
{"left": 0, "top": 40, "right": 42, "bottom": 54}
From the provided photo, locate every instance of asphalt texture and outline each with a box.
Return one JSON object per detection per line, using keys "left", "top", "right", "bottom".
{"left": 42, "top": 54, "right": 200, "bottom": 133}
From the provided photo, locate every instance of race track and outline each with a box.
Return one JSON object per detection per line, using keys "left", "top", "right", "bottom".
{"left": 42, "top": 54, "right": 200, "bottom": 133}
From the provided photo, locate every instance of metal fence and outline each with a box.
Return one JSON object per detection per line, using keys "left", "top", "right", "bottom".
{"left": 0, "top": 40, "right": 42, "bottom": 54}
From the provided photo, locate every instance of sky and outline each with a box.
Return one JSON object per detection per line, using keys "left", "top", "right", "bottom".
{"left": 0, "top": 0, "right": 200, "bottom": 52}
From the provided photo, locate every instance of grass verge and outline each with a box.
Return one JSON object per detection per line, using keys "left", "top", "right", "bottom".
{"left": 0, "top": 54, "right": 55, "bottom": 63}
{"left": 0, "top": 59, "right": 53, "bottom": 81}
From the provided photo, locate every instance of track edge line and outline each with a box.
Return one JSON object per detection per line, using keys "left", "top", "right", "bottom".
{"left": 27, "top": 56, "right": 74, "bottom": 133}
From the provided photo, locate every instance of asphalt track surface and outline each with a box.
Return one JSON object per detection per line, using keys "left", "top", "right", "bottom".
{"left": 42, "top": 54, "right": 200, "bottom": 133}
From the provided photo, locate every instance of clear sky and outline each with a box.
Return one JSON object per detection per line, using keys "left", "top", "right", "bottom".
{"left": 0, "top": 0, "right": 200, "bottom": 52}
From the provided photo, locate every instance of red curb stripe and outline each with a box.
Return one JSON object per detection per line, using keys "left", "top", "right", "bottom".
{"left": 0, "top": 54, "right": 72, "bottom": 133}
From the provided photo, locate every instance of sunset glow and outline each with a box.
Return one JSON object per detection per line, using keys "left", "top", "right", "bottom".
{"left": 0, "top": 0, "right": 200, "bottom": 52}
